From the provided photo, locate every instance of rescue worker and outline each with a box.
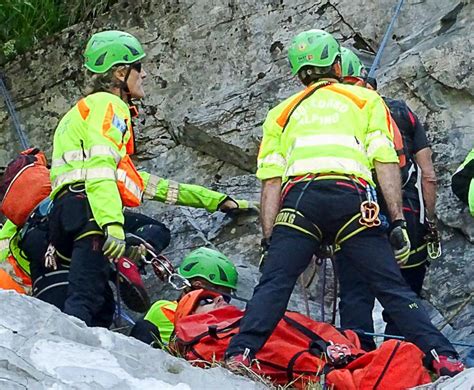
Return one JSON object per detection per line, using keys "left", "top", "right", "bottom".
{"left": 224, "top": 29, "right": 463, "bottom": 377}
{"left": 338, "top": 47, "right": 441, "bottom": 349}
{"left": 0, "top": 197, "right": 170, "bottom": 312}
{"left": 48, "top": 30, "right": 255, "bottom": 328}
{"left": 452, "top": 148, "right": 474, "bottom": 216}
{"left": 130, "top": 247, "right": 238, "bottom": 346}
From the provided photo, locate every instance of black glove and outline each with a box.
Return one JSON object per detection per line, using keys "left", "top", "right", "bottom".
{"left": 258, "top": 237, "right": 270, "bottom": 272}
{"left": 389, "top": 219, "right": 411, "bottom": 265}
{"left": 220, "top": 197, "right": 260, "bottom": 215}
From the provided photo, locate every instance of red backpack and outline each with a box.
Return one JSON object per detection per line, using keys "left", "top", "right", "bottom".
{"left": 174, "top": 305, "right": 365, "bottom": 388}
{"left": 326, "top": 339, "right": 432, "bottom": 390}
{"left": 0, "top": 148, "right": 51, "bottom": 226}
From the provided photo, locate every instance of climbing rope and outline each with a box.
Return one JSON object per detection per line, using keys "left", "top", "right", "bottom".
{"left": 299, "top": 274, "right": 312, "bottom": 318}
{"left": 329, "top": 256, "right": 338, "bottom": 325}
{"left": 309, "top": 246, "right": 338, "bottom": 325}
{"left": 357, "top": 331, "right": 474, "bottom": 348}
{"left": 438, "top": 293, "right": 473, "bottom": 331}
{"left": 367, "top": 0, "right": 405, "bottom": 82}
{"left": 0, "top": 72, "right": 29, "bottom": 149}
{"left": 114, "top": 269, "right": 124, "bottom": 328}
{"left": 321, "top": 257, "right": 327, "bottom": 322}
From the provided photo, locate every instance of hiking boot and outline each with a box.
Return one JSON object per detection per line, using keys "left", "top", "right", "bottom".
{"left": 432, "top": 355, "right": 465, "bottom": 377}
{"left": 116, "top": 257, "right": 150, "bottom": 313}
{"left": 225, "top": 349, "right": 253, "bottom": 374}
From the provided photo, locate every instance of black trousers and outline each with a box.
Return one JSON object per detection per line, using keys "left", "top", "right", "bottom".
{"left": 226, "top": 180, "right": 457, "bottom": 361}
{"left": 123, "top": 210, "right": 170, "bottom": 254}
{"left": 337, "top": 195, "right": 429, "bottom": 350}
{"left": 47, "top": 191, "right": 115, "bottom": 327}
{"left": 44, "top": 190, "right": 171, "bottom": 327}
{"left": 24, "top": 208, "right": 170, "bottom": 317}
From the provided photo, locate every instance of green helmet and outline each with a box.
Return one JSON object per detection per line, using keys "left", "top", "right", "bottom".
{"left": 84, "top": 30, "right": 146, "bottom": 74}
{"left": 341, "top": 47, "right": 367, "bottom": 78}
{"left": 178, "top": 248, "right": 238, "bottom": 290}
{"left": 288, "top": 29, "right": 341, "bottom": 75}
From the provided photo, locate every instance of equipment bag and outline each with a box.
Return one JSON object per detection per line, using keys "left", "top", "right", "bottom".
{"left": 174, "top": 305, "right": 365, "bottom": 388}
{"left": 326, "top": 339, "right": 431, "bottom": 390}
{"left": 0, "top": 148, "right": 51, "bottom": 226}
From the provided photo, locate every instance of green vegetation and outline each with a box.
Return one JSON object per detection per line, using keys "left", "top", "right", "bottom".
{"left": 0, "top": 0, "right": 116, "bottom": 62}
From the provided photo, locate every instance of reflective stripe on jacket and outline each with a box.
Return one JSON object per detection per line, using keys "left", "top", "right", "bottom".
{"left": 50, "top": 92, "right": 143, "bottom": 227}
{"left": 257, "top": 81, "right": 399, "bottom": 185}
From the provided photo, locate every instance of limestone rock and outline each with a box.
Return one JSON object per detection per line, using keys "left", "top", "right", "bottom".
{"left": 0, "top": 290, "right": 263, "bottom": 390}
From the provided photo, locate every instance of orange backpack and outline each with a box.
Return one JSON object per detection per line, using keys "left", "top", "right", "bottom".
{"left": 0, "top": 148, "right": 51, "bottom": 226}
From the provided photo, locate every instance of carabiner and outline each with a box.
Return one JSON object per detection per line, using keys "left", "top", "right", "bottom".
{"left": 168, "top": 273, "right": 192, "bottom": 290}
{"left": 427, "top": 241, "right": 442, "bottom": 259}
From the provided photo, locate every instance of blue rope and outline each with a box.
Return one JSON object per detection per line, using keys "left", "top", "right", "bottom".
{"left": 361, "top": 331, "right": 474, "bottom": 348}
{"left": 118, "top": 309, "right": 136, "bottom": 326}
{"left": 367, "top": 0, "right": 405, "bottom": 80}
{"left": 321, "top": 258, "right": 326, "bottom": 322}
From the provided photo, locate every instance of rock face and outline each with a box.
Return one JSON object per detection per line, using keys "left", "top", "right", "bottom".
{"left": 0, "top": 290, "right": 263, "bottom": 390}
{"left": 414, "top": 367, "right": 474, "bottom": 389}
{"left": 0, "top": 0, "right": 472, "bottom": 368}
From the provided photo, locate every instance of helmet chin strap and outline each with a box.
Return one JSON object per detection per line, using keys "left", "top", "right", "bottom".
{"left": 120, "top": 66, "right": 139, "bottom": 118}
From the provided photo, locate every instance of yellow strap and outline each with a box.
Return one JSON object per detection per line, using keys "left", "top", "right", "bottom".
{"left": 56, "top": 250, "right": 72, "bottom": 263}
{"left": 274, "top": 208, "right": 322, "bottom": 242}
{"left": 400, "top": 243, "right": 428, "bottom": 269}
{"left": 282, "top": 174, "right": 366, "bottom": 194}
{"left": 400, "top": 259, "right": 428, "bottom": 269}
{"left": 274, "top": 222, "right": 321, "bottom": 241}
{"left": 74, "top": 230, "right": 103, "bottom": 241}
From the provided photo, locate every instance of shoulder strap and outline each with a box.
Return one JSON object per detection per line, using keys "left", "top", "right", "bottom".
{"left": 283, "top": 315, "right": 328, "bottom": 353}
{"left": 276, "top": 81, "right": 332, "bottom": 133}
{"left": 176, "top": 318, "right": 241, "bottom": 346}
